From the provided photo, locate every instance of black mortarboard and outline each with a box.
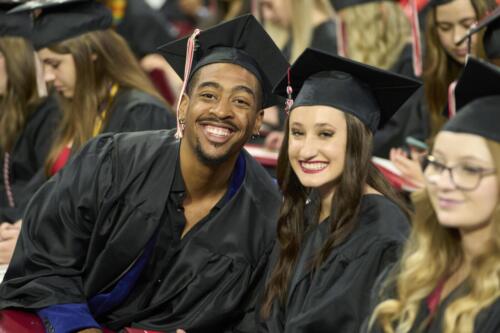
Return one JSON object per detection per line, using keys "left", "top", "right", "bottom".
{"left": 273, "top": 48, "right": 421, "bottom": 133}
{"left": 427, "top": 0, "right": 453, "bottom": 6}
{"left": 444, "top": 57, "right": 500, "bottom": 142}
{"left": 331, "top": 0, "right": 395, "bottom": 11}
{"left": 10, "top": 0, "right": 112, "bottom": 50}
{"left": 159, "top": 14, "right": 288, "bottom": 109}
{"left": 0, "top": 0, "right": 32, "bottom": 39}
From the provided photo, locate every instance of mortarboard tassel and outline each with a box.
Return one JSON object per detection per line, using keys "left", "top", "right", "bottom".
{"left": 175, "top": 28, "right": 201, "bottom": 139}
{"left": 409, "top": 0, "right": 422, "bottom": 77}
{"left": 447, "top": 79, "right": 457, "bottom": 118}
{"left": 34, "top": 52, "right": 48, "bottom": 98}
{"left": 284, "top": 67, "right": 293, "bottom": 115}
{"left": 336, "top": 17, "right": 347, "bottom": 58}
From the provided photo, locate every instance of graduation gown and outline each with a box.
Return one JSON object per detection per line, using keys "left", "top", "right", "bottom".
{"left": 258, "top": 194, "right": 409, "bottom": 333}
{"left": 0, "top": 129, "right": 280, "bottom": 332}
{"left": 8, "top": 88, "right": 176, "bottom": 219}
{"left": 0, "top": 95, "right": 60, "bottom": 222}
{"left": 362, "top": 268, "right": 500, "bottom": 333}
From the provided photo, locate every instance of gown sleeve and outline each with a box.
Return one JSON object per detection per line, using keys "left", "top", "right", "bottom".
{"left": 0, "top": 134, "right": 116, "bottom": 309}
{"left": 284, "top": 240, "right": 401, "bottom": 333}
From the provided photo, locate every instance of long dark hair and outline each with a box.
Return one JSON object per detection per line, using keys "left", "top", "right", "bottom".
{"left": 260, "top": 112, "right": 410, "bottom": 317}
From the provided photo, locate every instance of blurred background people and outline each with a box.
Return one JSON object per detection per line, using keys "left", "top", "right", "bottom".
{"left": 0, "top": 4, "right": 59, "bottom": 264}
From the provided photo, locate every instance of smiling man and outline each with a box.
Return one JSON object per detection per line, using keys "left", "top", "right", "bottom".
{"left": 0, "top": 14, "right": 288, "bottom": 333}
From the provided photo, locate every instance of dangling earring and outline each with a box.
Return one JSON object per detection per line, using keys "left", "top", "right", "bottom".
{"left": 179, "top": 118, "right": 186, "bottom": 132}
{"left": 251, "top": 130, "right": 260, "bottom": 140}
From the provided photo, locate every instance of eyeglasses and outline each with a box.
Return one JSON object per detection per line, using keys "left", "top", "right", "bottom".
{"left": 424, "top": 155, "right": 496, "bottom": 191}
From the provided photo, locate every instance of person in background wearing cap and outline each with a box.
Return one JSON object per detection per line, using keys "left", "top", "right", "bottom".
{"left": 484, "top": 8, "right": 500, "bottom": 66}
{"left": 258, "top": 48, "right": 421, "bottom": 332}
{"left": 364, "top": 57, "right": 500, "bottom": 333}
{"left": 389, "top": 0, "right": 495, "bottom": 188}
{"left": 258, "top": 0, "right": 337, "bottom": 149}
{"left": 0, "top": 14, "right": 288, "bottom": 333}
{"left": 329, "top": 0, "right": 418, "bottom": 160}
{"left": 13, "top": 0, "right": 176, "bottom": 178}
{"left": 0, "top": 3, "right": 60, "bottom": 264}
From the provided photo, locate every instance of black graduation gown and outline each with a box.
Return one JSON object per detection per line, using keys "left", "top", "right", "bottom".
{"left": 0, "top": 95, "right": 60, "bottom": 222}
{"left": 0, "top": 129, "right": 280, "bottom": 333}
{"left": 362, "top": 268, "right": 500, "bottom": 333}
{"left": 258, "top": 194, "right": 409, "bottom": 333}
{"left": 116, "top": 0, "right": 177, "bottom": 59}
{"left": 372, "top": 44, "right": 429, "bottom": 158}
{"left": 9, "top": 88, "right": 176, "bottom": 219}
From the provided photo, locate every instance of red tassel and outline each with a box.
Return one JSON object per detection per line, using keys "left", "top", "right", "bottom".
{"left": 336, "top": 17, "right": 347, "bottom": 58}
{"left": 175, "top": 28, "right": 201, "bottom": 139}
{"left": 409, "top": 0, "right": 422, "bottom": 77}
{"left": 447, "top": 80, "right": 457, "bottom": 118}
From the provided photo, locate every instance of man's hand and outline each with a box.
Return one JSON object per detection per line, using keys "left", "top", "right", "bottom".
{"left": 0, "top": 220, "right": 22, "bottom": 264}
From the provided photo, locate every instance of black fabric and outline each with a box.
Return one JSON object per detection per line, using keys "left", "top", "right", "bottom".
{"left": 282, "top": 19, "right": 338, "bottom": 61}
{"left": 427, "top": 0, "right": 453, "bottom": 6}
{"left": 373, "top": 86, "right": 429, "bottom": 158}
{"left": 159, "top": 14, "right": 289, "bottom": 108}
{"left": 0, "top": 8, "right": 32, "bottom": 39}
{"left": 454, "top": 57, "right": 500, "bottom": 111}
{"left": 7, "top": 88, "right": 175, "bottom": 222}
{"left": 362, "top": 267, "right": 500, "bottom": 333}
{"left": 0, "top": 129, "right": 281, "bottom": 332}
{"left": 484, "top": 17, "right": 500, "bottom": 59}
{"left": 258, "top": 194, "right": 410, "bottom": 333}
{"left": 13, "top": 1, "right": 113, "bottom": 50}
{"left": 443, "top": 95, "right": 500, "bottom": 143}
{"left": 274, "top": 48, "right": 421, "bottom": 133}
{"left": 331, "top": 0, "right": 396, "bottom": 11}
{"left": 0, "top": 94, "right": 60, "bottom": 222}
{"left": 115, "top": 0, "right": 177, "bottom": 59}
{"left": 443, "top": 57, "right": 500, "bottom": 143}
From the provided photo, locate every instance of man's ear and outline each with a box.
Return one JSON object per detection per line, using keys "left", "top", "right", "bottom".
{"left": 178, "top": 93, "right": 190, "bottom": 120}
{"left": 253, "top": 109, "right": 265, "bottom": 135}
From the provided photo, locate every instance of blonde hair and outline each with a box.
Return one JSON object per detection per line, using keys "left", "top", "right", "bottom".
{"left": 339, "top": 0, "right": 411, "bottom": 70}
{"left": 0, "top": 37, "right": 42, "bottom": 152}
{"left": 370, "top": 139, "right": 500, "bottom": 333}
{"left": 289, "top": 0, "right": 335, "bottom": 62}
{"left": 44, "top": 29, "right": 165, "bottom": 174}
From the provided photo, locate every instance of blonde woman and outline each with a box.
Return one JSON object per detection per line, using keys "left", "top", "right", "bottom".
{"left": 365, "top": 57, "right": 500, "bottom": 333}
{"left": 259, "top": 0, "right": 337, "bottom": 62}
{"left": 333, "top": 0, "right": 413, "bottom": 77}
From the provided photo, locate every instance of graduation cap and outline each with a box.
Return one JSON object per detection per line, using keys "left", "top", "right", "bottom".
{"left": 443, "top": 56, "right": 500, "bottom": 142}
{"left": 10, "top": 0, "right": 112, "bottom": 50}
{"left": 273, "top": 48, "right": 421, "bottom": 133}
{"left": 0, "top": 0, "right": 32, "bottom": 39}
{"left": 159, "top": 14, "right": 289, "bottom": 137}
{"left": 455, "top": 6, "right": 500, "bottom": 59}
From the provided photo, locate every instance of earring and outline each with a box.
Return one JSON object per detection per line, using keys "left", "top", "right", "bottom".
{"left": 179, "top": 118, "right": 186, "bottom": 131}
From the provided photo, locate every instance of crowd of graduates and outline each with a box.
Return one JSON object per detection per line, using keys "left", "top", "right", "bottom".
{"left": 0, "top": 0, "right": 500, "bottom": 332}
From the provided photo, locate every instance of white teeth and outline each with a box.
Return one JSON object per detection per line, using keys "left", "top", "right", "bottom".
{"left": 205, "top": 126, "right": 230, "bottom": 137}
{"left": 301, "top": 162, "right": 328, "bottom": 170}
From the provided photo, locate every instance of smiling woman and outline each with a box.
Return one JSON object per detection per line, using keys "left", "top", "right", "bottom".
{"left": 257, "top": 48, "right": 420, "bottom": 333}
{"left": 366, "top": 57, "right": 500, "bottom": 333}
